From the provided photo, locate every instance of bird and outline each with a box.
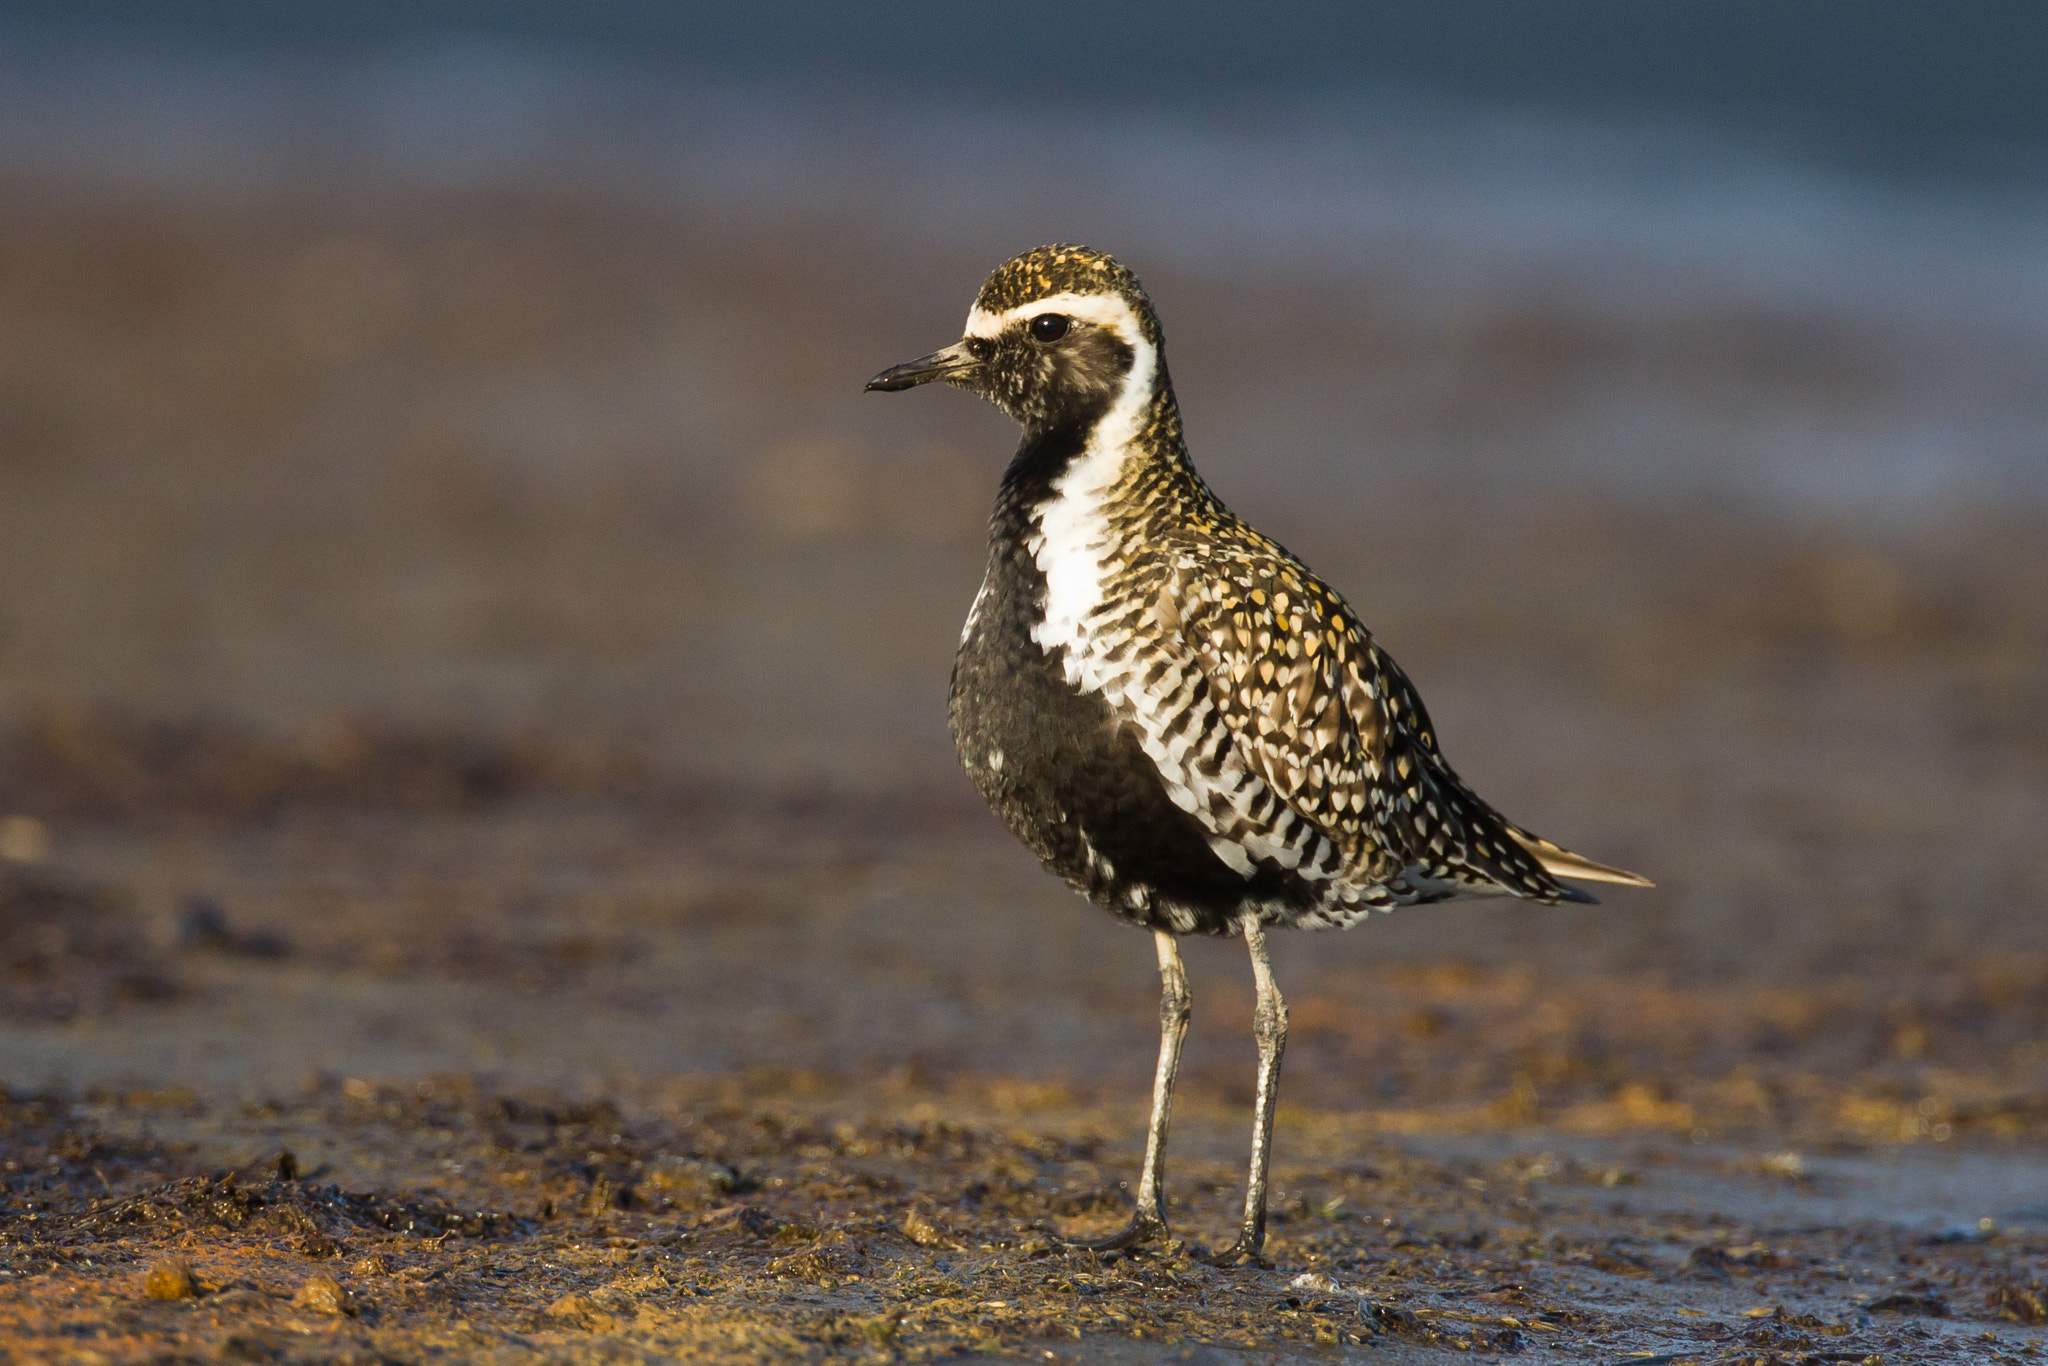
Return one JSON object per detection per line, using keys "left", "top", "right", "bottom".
{"left": 865, "top": 245, "right": 1650, "bottom": 1265}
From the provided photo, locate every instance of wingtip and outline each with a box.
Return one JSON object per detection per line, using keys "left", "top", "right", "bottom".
{"left": 1508, "top": 829, "right": 1654, "bottom": 891}
{"left": 1561, "top": 866, "right": 1657, "bottom": 890}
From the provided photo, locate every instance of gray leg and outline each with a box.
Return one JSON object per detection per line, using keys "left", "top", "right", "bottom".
{"left": 1059, "top": 929, "right": 1189, "bottom": 1251}
{"left": 1207, "top": 911, "right": 1287, "bottom": 1265}
{"left": 1132, "top": 929, "right": 1191, "bottom": 1225}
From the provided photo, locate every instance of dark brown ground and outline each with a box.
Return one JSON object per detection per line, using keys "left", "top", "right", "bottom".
{"left": 1, "top": 177, "right": 2046, "bottom": 1362}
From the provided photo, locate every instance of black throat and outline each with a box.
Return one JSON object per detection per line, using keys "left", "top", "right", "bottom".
{"left": 994, "top": 420, "right": 1090, "bottom": 527}
{"left": 990, "top": 357, "right": 1169, "bottom": 524}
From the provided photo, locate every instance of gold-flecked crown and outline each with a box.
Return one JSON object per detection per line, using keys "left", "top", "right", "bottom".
{"left": 972, "top": 245, "right": 1164, "bottom": 345}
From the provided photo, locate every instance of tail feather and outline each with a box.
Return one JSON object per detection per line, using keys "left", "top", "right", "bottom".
{"left": 1507, "top": 828, "right": 1654, "bottom": 889}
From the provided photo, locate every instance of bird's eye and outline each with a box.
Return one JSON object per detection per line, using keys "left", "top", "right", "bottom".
{"left": 1028, "top": 313, "right": 1070, "bottom": 343}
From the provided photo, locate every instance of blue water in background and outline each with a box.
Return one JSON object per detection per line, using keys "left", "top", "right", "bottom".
{"left": 2, "top": 3, "right": 2045, "bottom": 511}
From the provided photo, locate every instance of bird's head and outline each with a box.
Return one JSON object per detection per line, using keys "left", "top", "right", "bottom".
{"left": 865, "top": 245, "right": 1164, "bottom": 433}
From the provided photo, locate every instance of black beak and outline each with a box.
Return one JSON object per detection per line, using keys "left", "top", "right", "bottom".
{"left": 864, "top": 340, "right": 977, "bottom": 393}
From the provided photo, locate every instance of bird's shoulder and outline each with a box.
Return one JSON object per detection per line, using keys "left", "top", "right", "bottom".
{"left": 1150, "top": 515, "right": 1403, "bottom": 721}
{"left": 1138, "top": 519, "right": 1422, "bottom": 862}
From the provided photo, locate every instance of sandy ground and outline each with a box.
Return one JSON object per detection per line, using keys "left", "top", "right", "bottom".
{"left": 1, "top": 178, "right": 2046, "bottom": 1361}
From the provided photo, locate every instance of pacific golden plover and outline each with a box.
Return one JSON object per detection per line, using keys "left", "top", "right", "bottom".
{"left": 866, "top": 245, "right": 1650, "bottom": 1264}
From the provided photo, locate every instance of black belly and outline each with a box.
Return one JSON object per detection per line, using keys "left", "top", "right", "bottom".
{"left": 948, "top": 551, "right": 1300, "bottom": 937}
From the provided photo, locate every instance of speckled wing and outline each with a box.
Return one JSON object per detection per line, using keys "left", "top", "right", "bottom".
{"left": 1173, "top": 548, "right": 1397, "bottom": 884}
{"left": 1175, "top": 538, "right": 1586, "bottom": 907}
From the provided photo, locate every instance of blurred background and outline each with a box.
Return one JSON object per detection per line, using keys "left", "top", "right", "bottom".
{"left": 0, "top": 2, "right": 2045, "bottom": 1117}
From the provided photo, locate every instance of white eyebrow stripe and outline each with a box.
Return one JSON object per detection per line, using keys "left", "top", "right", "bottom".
{"left": 964, "top": 292, "right": 1142, "bottom": 341}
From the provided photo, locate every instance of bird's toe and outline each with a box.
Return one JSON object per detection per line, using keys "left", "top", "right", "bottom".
{"left": 1048, "top": 1211, "right": 1169, "bottom": 1254}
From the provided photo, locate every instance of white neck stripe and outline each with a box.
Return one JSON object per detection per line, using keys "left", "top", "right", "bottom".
{"left": 1027, "top": 304, "right": 1158, "bottom": 691}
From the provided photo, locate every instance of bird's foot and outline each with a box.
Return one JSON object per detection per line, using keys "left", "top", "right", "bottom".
{"left": 1193, "top": 1234, "right": 1266, "bottom": 1268}
{"left": 1048, "top": 1211, "right": 1169, "bottom": 1255}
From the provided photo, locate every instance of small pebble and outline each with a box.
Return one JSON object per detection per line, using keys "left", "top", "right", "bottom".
{"left": 642, "top": 1155, "right": 737, "bottom": 1195}
{"left": 901, "top": 1207, "right": 961, "bottom": 1249}
{"left": 144, "top": 1259, "right": 197, "bottom": 1301}
{"left": 294, "top": 1230, "right": 341, "bottom": 1259}
{"left": 293, "top": 1274, "right": 356, "bottom": 1316}
{"left": 546, "top": 1292, "right": 593, "bottom": 1318}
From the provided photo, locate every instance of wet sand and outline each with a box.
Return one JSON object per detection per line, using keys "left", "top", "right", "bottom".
{"left": 1, "top": 179, "right": 2046, "bottom": 1361}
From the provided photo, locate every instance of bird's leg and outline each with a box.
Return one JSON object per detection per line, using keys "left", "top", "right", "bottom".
{"left": 1204, "top": 912, "right": 1287, "bottom": 1266}
{"left": 1056, "top": 929, "right": 1189, "bottom": 1252}
{"left": 1132, "top": 930, "right": 1191, "bottom": 1231}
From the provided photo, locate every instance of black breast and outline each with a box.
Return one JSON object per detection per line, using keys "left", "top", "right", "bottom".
{"left": 947, "top": 444, "right": 1294, "bottom": 936}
